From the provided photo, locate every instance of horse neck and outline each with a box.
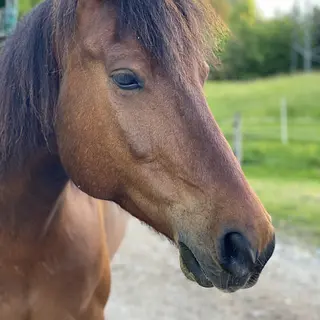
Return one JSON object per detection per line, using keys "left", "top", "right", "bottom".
{"left": 0, "top": 151, "right": 68, "bottom": 237}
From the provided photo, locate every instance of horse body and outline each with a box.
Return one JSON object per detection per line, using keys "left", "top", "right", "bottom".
{"left": 0, "top": 169, "right": 127, "bottom": 319}
{"left": 0, "top": 0, "right": 275, "bottom": 318}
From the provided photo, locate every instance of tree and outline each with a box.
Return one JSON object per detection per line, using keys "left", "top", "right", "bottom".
{"left": 229, "top": 0, "right": 257, "bottom": 27}
{"left": 210, "top": 11, "right": 298, "bottom": 80}
{"left": 311, "top": 6, "right": 320, "bottom": 68}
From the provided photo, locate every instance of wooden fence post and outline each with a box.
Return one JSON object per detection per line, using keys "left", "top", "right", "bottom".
{"left": 281, "top": 97, "right": 288, "bottom": 144}
{"left": 233, "top": 112, "right": 242, "bottom": 165}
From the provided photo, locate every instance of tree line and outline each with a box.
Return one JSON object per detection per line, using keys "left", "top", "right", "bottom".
{"left": 209, "top": 0, "right": 320, "bottom": 80}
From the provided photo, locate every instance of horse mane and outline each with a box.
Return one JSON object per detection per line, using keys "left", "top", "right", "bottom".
{"left": 0, "top": 1, "right": 59, "bottom": 174}
{"left": 0, "top": 0, "right": 221, "bottom": 174}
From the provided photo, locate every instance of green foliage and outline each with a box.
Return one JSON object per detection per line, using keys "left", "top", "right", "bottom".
{"left": 19, "top": 0, "right": 42, "bottom": 16}
{"left": 218, "top": 16, "right": 295, "bottom": 79}
{"left": 210, "top": 1, "right": 320, "bottom": 80}
{"left": 312, "top": 7, "right": 320, "bottom": 69}
{"left": 229, "top": 0, "right": 257, "bottom": 27}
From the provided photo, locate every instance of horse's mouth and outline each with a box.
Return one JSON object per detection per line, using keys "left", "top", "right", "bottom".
{"left": 178, "top": 241, "right": 259, "bottom": 292}
{"left": 179, "top": 242, "right": 214, "bottom": 288}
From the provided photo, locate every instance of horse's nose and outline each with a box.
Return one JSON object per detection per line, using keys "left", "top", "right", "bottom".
{"left": 219, "top": 232, "right": 256, "bottom": 277}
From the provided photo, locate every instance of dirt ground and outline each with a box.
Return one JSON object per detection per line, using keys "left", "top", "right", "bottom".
{"left": 105, "top": 217, "right": 320, "bottom": 320}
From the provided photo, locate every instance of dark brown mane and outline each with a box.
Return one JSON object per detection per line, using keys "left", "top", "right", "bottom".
{"left": 0, "top": 1, "right": 59, "bottom": 175}
{"left": 0, "top": 0, "right": 220, "bottom": 175}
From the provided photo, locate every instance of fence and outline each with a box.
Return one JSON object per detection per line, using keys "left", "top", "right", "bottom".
{"left": 222, "top": 98, "right": 320, "bottom": 165}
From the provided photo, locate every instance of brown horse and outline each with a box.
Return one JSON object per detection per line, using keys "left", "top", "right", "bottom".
{"left": 0, "top": 0, "right": 275, "bottom": 319}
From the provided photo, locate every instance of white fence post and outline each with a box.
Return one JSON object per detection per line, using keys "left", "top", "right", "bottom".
{"left": 281, "top": 97, "right": 288, "bottom": 144}
{"left": 233, "top": 112, "right": 242, "bottom": 165}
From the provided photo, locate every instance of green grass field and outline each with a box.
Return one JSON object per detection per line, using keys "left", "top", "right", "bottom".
{"left": 205, "top": 72, "right": 320, "bottom": 242}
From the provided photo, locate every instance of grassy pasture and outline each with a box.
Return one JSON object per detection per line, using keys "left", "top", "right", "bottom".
{"left": 205, "top": 72, "right": 320, "bottom": 241}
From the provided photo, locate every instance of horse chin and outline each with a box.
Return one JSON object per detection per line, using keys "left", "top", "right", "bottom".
{"left": 179, "top": 243, "right": 214, "bottom": 288}
{"left": 178, "top": 241, "right": 263, "bottom": 293}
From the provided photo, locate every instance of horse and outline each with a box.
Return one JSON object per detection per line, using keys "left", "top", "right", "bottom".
{"left": 0, "top": 0, "right": 275, "bottom": 319}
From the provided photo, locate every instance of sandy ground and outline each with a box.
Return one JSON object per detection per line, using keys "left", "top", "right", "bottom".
{"left": 105, "top": 217, "right": 320, "bottom": 320}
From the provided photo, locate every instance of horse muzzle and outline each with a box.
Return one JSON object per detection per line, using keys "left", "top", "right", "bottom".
{"left": 178, "top": 232, "right": 275, "bottom": 292}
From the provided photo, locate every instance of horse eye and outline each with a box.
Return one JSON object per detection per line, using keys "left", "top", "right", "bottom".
{"left": 111, "top": 71, "right": 143, "bottom": 91}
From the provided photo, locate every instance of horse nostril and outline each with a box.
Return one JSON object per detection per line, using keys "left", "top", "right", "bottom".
{"left": 219, "top": 232, "right": 256, "bottom": 277}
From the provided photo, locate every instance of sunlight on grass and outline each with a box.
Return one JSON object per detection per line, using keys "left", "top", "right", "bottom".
{"left": 205, "top": 72, "right": 320, "bottom": 120}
